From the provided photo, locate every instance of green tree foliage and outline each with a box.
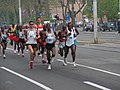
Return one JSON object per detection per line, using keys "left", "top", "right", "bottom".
{"left": 84, "top": 0, "right": 118, "bottom": 19}
{"left": 0, "top": 0, "right": 60, "bottom": 25}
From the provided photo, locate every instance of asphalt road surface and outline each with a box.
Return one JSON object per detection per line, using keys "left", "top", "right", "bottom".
{"left": 0, "top": 32, "right": 120, "bottom": 90}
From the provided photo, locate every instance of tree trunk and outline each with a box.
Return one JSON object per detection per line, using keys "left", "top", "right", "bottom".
{"left": 71, "top": 0, "right": 75, "bottom": 26}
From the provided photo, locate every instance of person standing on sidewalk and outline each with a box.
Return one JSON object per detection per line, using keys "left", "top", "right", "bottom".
{"left": 117, "top": 19, "right": 120, "bottom": 33}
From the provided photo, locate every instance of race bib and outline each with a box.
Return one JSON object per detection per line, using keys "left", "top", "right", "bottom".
{"left": 46, "top": 36, "right": 54, "bottom": 44}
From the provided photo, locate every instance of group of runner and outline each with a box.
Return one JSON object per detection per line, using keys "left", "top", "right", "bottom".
{"left": 0, "top": 17, "right": 79, "bottom": 70}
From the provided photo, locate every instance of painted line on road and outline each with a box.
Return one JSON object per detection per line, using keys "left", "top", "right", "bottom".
{"left": 57, "top": 59, "right": 120, "bottom": 77}
{"left": 84, "top": 81, "right": 111, "bottom": 90}
{"left": 7, "top": 48, "right": 13, "bottom": 51}
{"left": 6, "top": 48, "right": 120, "bottom": 78}
{"left": 0, "top": 67, "right": 52, "bottom": 90}
{"left": 7, "top": 48, "right": 29, "bottom": 53}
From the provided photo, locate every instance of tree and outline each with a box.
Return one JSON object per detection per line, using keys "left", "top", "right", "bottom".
{"left": 84, "top": 0, "right": 118, "bottom": 20}
{"left": 60, "top": 0, "right": 87, "bottom": 25}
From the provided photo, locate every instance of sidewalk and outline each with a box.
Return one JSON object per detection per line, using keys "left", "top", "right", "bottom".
{"left": 77, "top": 39, "right": 120, "bottom": 47}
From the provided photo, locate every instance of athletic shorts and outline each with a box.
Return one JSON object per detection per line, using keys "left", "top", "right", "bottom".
{"left": 58, "top": 42, "right": 66, "bottom": 48}
{"left": 26, "top": 44, "right": 37, "bottom": 49}
{"left": 19, "top": 38, "right": 25, "bottom": 43}
{"left": 46, "top": 43, "right": 55, "bottom": 50}
{"left": 1, "top": 40, "right": 7, "bottom": 44}
{"left": 71, "top": 40, "right": 77, "bottom": 46}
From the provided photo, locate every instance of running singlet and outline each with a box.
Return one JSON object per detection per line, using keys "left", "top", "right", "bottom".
{"left": 19, "top": 31, "right": 24, "bottom": 39}
{"left": 37, "top": 24, "right": 43, "bottom": 32}
{"left": 10, "top": 27, "right": 16, "bottom": 35}
{"left": 46, "top": 31, "right": 55, "bottom": 44}
{"left": 26, "top": 28, "right": 37, "bottom": 44}
{"left": 1, "top": 33, "right": 7, "bottom": 40}
{"left": 66, "top": 29, "right": 74, "bottom": 46}
{"left": 58, "top": 31, "right": 66, "bottom": 48}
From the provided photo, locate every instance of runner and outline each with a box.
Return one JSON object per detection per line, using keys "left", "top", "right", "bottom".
{"left": 39, "top": 25, "right": 47, "bottom": 63}
{"left": 14, "top": 25, "right": 20, "bottom": 55}
{"left": 25, "top": 21, "right": 39, "bottom": 69}
{"left": 18, "top": 25, "right": 25, "bottom": 57}
{"left": 57, "top": 25, "right": 67, "bottom": 57}
{"left": 64, "top": 22, "right": 79, "bottom": 67}
{"left": 36, "top": 17, "right": 44, "bottom": 56}
{"left": 46, "top": 23, "right": 56, "bottom": 70}
{"left": 9, "top": 24, "right": 17, "bottom": 53}
{"left": 0, "top": 27, "right": 8, "bottom": 59}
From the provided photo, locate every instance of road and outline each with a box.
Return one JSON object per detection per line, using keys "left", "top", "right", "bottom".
{"left": 0, "top": 32, "right": 120, "bottom": 90}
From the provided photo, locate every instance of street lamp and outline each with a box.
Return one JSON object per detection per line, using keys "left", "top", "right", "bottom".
{"left": 19, "top": 0, "right": 22, "bottom": 25}
{"left": 93, "top": 0, "right": 98, "bottom": 44}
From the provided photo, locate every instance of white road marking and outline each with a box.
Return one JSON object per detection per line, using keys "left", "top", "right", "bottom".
{"left": 0, "top": 67, "right": 52, "bottom": 90}
{"left": 7, "top": 48, "right": 13, "bottom": 51}
{"left": 84, "top": 81, "right": 111, "bottom": 90}
{"left": 7, "top": 48, "right": 29, "bottom": 53}
{"left": 57, "top": 59, "right": 120, "bottom": 77}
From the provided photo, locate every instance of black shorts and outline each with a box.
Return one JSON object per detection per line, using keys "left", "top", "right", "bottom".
{"left": 1, "top": 40, "right": 7, "bottom": 44}
{"left": 27, "top": 44, "right": 37, "bottom": 49}
{"left": 46, "top": 43, "right": 55, "bottom": 50}
{"left": 19, "top": 39, "right": 25, "bottom": 43}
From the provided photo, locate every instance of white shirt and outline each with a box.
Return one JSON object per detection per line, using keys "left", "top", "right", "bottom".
{"left": 46, "top": 30, "right": 55, "bottom": 44}
{"left": 26, "top": 28, "right": 37, "bottom": 44}
{"left": 66, "top": 29, "right": 74, "bottom": 46}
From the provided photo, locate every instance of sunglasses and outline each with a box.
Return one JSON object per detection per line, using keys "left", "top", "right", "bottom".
{"left": 30, "top": 24, "right": 34, "bottom": 25}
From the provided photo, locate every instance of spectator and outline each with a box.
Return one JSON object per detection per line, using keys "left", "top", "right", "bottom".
{"left": 117, "top": 19, "right": 120, "bottom": 33}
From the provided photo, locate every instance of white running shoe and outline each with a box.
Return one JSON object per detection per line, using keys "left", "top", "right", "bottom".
{"left": 14, "top": 50, "right": 17, "bottom": 54}
{"left": 73, "top": 62, "right": 77, "bottom": 67}
{"left": 39, "top": 54, "right": 42, "bottom": 57}
{"left": 63, "top": 58, "right": 67, "bottom": 66}
{"left": 18, "top": 53, "right": 20, "bottom": 56}
{"left": 22, "top": 53, "right": 24, "bottom": 57}
{"left": 44, "top": 51, "right": 47, "bottom": 55}
{"left": 26, "top": 49, "right": 29, "bottom": 52}
{"left": 3, "top": 54, "right": 6, "bottom": 59}
{"left": 48, "top": 64, "right": 51, "bottom": 70}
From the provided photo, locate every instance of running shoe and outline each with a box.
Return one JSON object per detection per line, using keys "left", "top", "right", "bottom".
{"left": 18, "top": 53, "right": 20, "bottom": 56}
{"left": 22, "top": 53, "right": 24, "bottom": 57}
{"left": 63, "top": 58, "right": 67, "bottom": 66}
{"left": 3, "top": 54, "right": 6, "bottom": 59}
{"left": 14, "top": 50, "right": 17, "bottom": 54}
{"left": 37, "top": 52, "right": 40, "bottom": 55}
{"left": 38, "top": 52, "right": 42, "bottom": 57}
{"left": 39, "top": 54, "right": 42, "bottom": 57}
{"left": 29, "top": 61, "right": 33, "bottom": 69}
{"left": 48, "top": 64, "right": 51, "bottom": 70}
{"left": 26, "top": 49, "right": 29, "bottom": 52}
{"left": 73, "top": 62, "right": 77, "bottom": 67}
{"left": 42, "top": 59, "right": 47, "bottom": 64}
{"left": 44, "top": 51, "right": 47, "bottom": 55}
